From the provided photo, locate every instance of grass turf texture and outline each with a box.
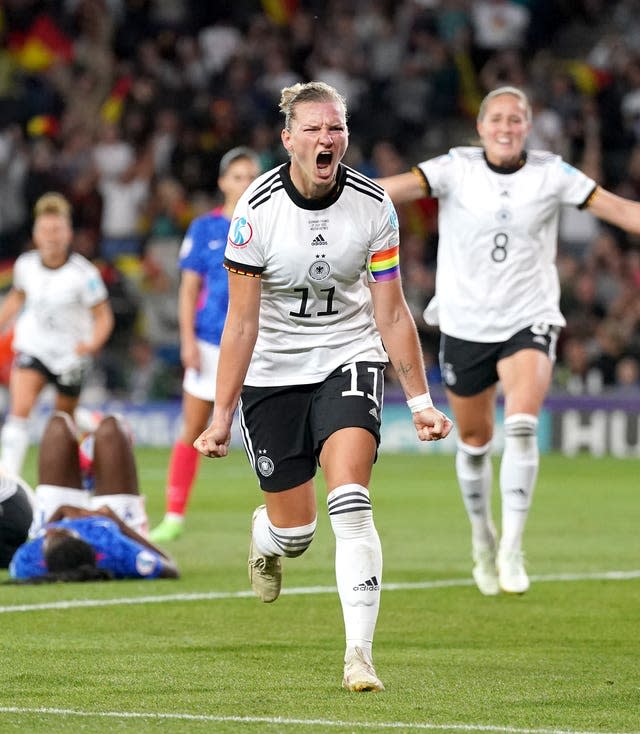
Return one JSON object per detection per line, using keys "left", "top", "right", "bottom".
{"left": 0, "top": 448, "right": 637, "bottom": 734}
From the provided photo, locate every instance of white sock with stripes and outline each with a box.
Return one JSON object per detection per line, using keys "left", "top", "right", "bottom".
{"left": 328, "top": 483, "right": 382, "bottom": 659}
{"left": 500, "top": 414, "right": 539, "bottom": 555}
{"left": 456, "top": 440, "right": 496, "bottom": 551}
{"left": 251, "top": 505, "right": 317, "bottom": 558}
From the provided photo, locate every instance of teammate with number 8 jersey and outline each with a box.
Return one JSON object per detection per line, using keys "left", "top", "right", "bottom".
{"left": 195, "top": 81, "right": 452, "bottom": 693}
{"left": 417, "top": 145, "right": 595, "bottom": 343}
{"left": 379, "top": 85, "right": 640, "bottom": 598}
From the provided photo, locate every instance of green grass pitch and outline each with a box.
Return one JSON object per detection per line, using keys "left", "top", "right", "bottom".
{"left": 0, "top": 448, "right": 637, "bottom": 734}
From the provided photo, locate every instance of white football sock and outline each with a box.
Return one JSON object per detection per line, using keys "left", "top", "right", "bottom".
{"left": 0, "top": 416, "right": 30, "bottom": 476}
{"left": 328, "top": 483, "right": 382, "bottom": 659}
{"left": 455, "top": 441, "right": 496, "bottom": 551}
{"left": 499, "top": 414, "right": 539, "bottom": 555}
{"left": 251, "top": 505, "right": 316, "bottom": 557}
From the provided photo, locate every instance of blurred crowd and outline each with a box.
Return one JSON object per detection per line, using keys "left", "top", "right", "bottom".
{"left": 1, "top": 0, "right": 640, "bottom": 400}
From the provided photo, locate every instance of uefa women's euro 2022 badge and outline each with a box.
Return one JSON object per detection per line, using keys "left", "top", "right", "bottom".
{"left": 229, "top": 216, "right": 253, "bottom": 249}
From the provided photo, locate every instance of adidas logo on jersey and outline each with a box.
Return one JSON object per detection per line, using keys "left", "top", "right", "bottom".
{"left": 311, "top": 233, "right": 327, "bottom": 246}
{"left": 353, "top": 575, "right": 380, "bottom": 591}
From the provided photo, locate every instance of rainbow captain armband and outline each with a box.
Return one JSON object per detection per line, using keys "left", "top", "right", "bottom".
{"left": 369, "top": 245, "right": 399, "bottom": 282}
{"left": 406, "top": 393, "right": 434, "bottom": 413}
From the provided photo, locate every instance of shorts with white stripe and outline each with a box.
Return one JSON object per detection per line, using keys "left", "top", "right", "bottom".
{"left": 239, "top": 361, "right": 385, "bottom": 491}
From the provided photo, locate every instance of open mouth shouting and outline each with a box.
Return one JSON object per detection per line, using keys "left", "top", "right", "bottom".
{"left": 316, "top": 150, "right": 334, "bottom": 179}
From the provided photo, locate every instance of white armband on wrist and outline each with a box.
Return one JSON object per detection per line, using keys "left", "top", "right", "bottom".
{"left": 406, "top": 393, "right": 434, "bottom": 413}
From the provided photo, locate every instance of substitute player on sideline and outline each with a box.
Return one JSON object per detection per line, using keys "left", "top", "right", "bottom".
{"left": 195, "top": 81, "right": 452, "bottom": 692}
{"left": 150, "top": 147, "right": 261, "bottom": 543}
{"left": 378, "top": 85, "right": 640, "bottom": 596}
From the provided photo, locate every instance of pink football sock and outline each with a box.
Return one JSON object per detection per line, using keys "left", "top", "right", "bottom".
{"left": 166, "top": 440, "right": 200, "bottom": 515}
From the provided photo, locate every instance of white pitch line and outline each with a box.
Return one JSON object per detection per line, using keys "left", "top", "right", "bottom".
{"left": 0, "top": 707, "right": 637, "bottom": 734}
{"left": 0, "top": 569, "right": 638, "bottom": 615}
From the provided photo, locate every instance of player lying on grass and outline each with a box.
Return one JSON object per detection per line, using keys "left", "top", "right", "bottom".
{"left": 7, "top": 413, "right": 179, "bottom": 582}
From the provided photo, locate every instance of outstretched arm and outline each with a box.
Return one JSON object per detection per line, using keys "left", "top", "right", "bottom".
{"left": 375, "top": 169, "right": 428, "bottom": 205}
{"left": 587, "top": 186, "right": 640, "bottom": 235}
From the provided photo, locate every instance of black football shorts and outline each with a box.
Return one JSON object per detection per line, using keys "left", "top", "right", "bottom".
{"left": 439, "top": 324, "right": 560, "bottom": 397}
{"left": 239, "top": 361, "right": 386, "bottom": 491}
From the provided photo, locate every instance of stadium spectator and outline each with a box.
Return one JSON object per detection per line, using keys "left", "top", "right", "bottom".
{"left": 0, "top": 123, "right": 29, "bottom": 261}
{"left": 0, "top": 192, "right": 114, "bottom": 476}
{"left": 8, "top": 412, "right": 179, "bottom": 583}
{"left": 96, "top": 134, "right": 154, "bottom": 263}
{"left": 377, "top": 85, "right": 640, "bottom": 597}
{"left": 194, "top": 81, "right": 452, "bottom": 693}
{"left": 150, "top": 146, "right": 261, "bottom": 543}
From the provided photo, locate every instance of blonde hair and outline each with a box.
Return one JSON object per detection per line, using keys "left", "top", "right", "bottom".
{"left": 279, "top": 81, "right": 347, "bottom": 131}
{"left": 477, "top": 86, "right": 532, "bottom": 123}
{"left": 34, "top": 192, "right": 72, "bottom": 220}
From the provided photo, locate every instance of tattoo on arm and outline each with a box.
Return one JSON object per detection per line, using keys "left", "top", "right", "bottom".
{"left": 396, "top": 361, "right": 413, "bottom": 378}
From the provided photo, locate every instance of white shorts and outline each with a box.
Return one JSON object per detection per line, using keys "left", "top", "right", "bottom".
{"left": 182, "top": 340, "right": 220, "bottom": 402}
{"left": 31, "top": 485, "right": 148, "bottom": 538}
{"left": 89, "top": 493, "right": 148, "bottom": 537}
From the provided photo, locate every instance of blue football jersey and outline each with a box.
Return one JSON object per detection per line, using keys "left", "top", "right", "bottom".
{"left": 9, "top": 516, "right": 164, "bottom": 580}
{"left": 179, "top": 207, "right": 230, "bottom": 345}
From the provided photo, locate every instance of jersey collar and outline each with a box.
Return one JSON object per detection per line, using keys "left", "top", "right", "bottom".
{"left": 279, "top": 161, "right": 346, "bottom": 210}
{"left": 483, "top": 150, "right": 527, "bottom": 174}
{"left": 39, "top": 251, "right": 71, "bottom": 270}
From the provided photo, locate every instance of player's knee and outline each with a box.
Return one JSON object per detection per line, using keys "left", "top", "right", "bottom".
{"left": 94, "top": 415, "right": 133, "bottom": 452}
{"left": 45, "top": 413, "right": 76, "bottom": 447}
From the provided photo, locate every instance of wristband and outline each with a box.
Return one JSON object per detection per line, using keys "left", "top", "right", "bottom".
{"left": 406, "top": 393, "right": 433, "bottom": 413}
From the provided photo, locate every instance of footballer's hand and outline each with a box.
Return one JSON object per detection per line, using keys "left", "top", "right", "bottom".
{"left": 413, "top": 407, "right": 453, "bottom": 442}
{"left": 194, "top": 424, "right": 231, "bottom": 458}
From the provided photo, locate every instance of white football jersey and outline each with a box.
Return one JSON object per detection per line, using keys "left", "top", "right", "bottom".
{"left": 224, "top": 162, "right": 401, "bottom": 386}
{"left": 417, "top": 147, "right": 597, "bottom": 342}
{"left": 12, "top": 251, "right": 109, "bottom": 374}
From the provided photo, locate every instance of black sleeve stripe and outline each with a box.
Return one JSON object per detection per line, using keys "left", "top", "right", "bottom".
{"left": 248, "top": 169, "right": 281, "bottom": 201}
{"left": 578, "top": 184, "right": 599, "bottom": 210}
{"left": 344, "top": 179, "right": 385, "bottom": 202}
{"left": 344, "top": 166, "right": 385, "bottom": 195}
{"left": 250, "top": 181, "right": 285, "bottom": 210}
{"left": 223, "top": 257, "right": 264, "bottom": 278}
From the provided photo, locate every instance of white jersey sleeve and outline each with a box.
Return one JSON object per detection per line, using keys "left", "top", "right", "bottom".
{"left": 417, "top": 147, "right": 596, "bottom": 342}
